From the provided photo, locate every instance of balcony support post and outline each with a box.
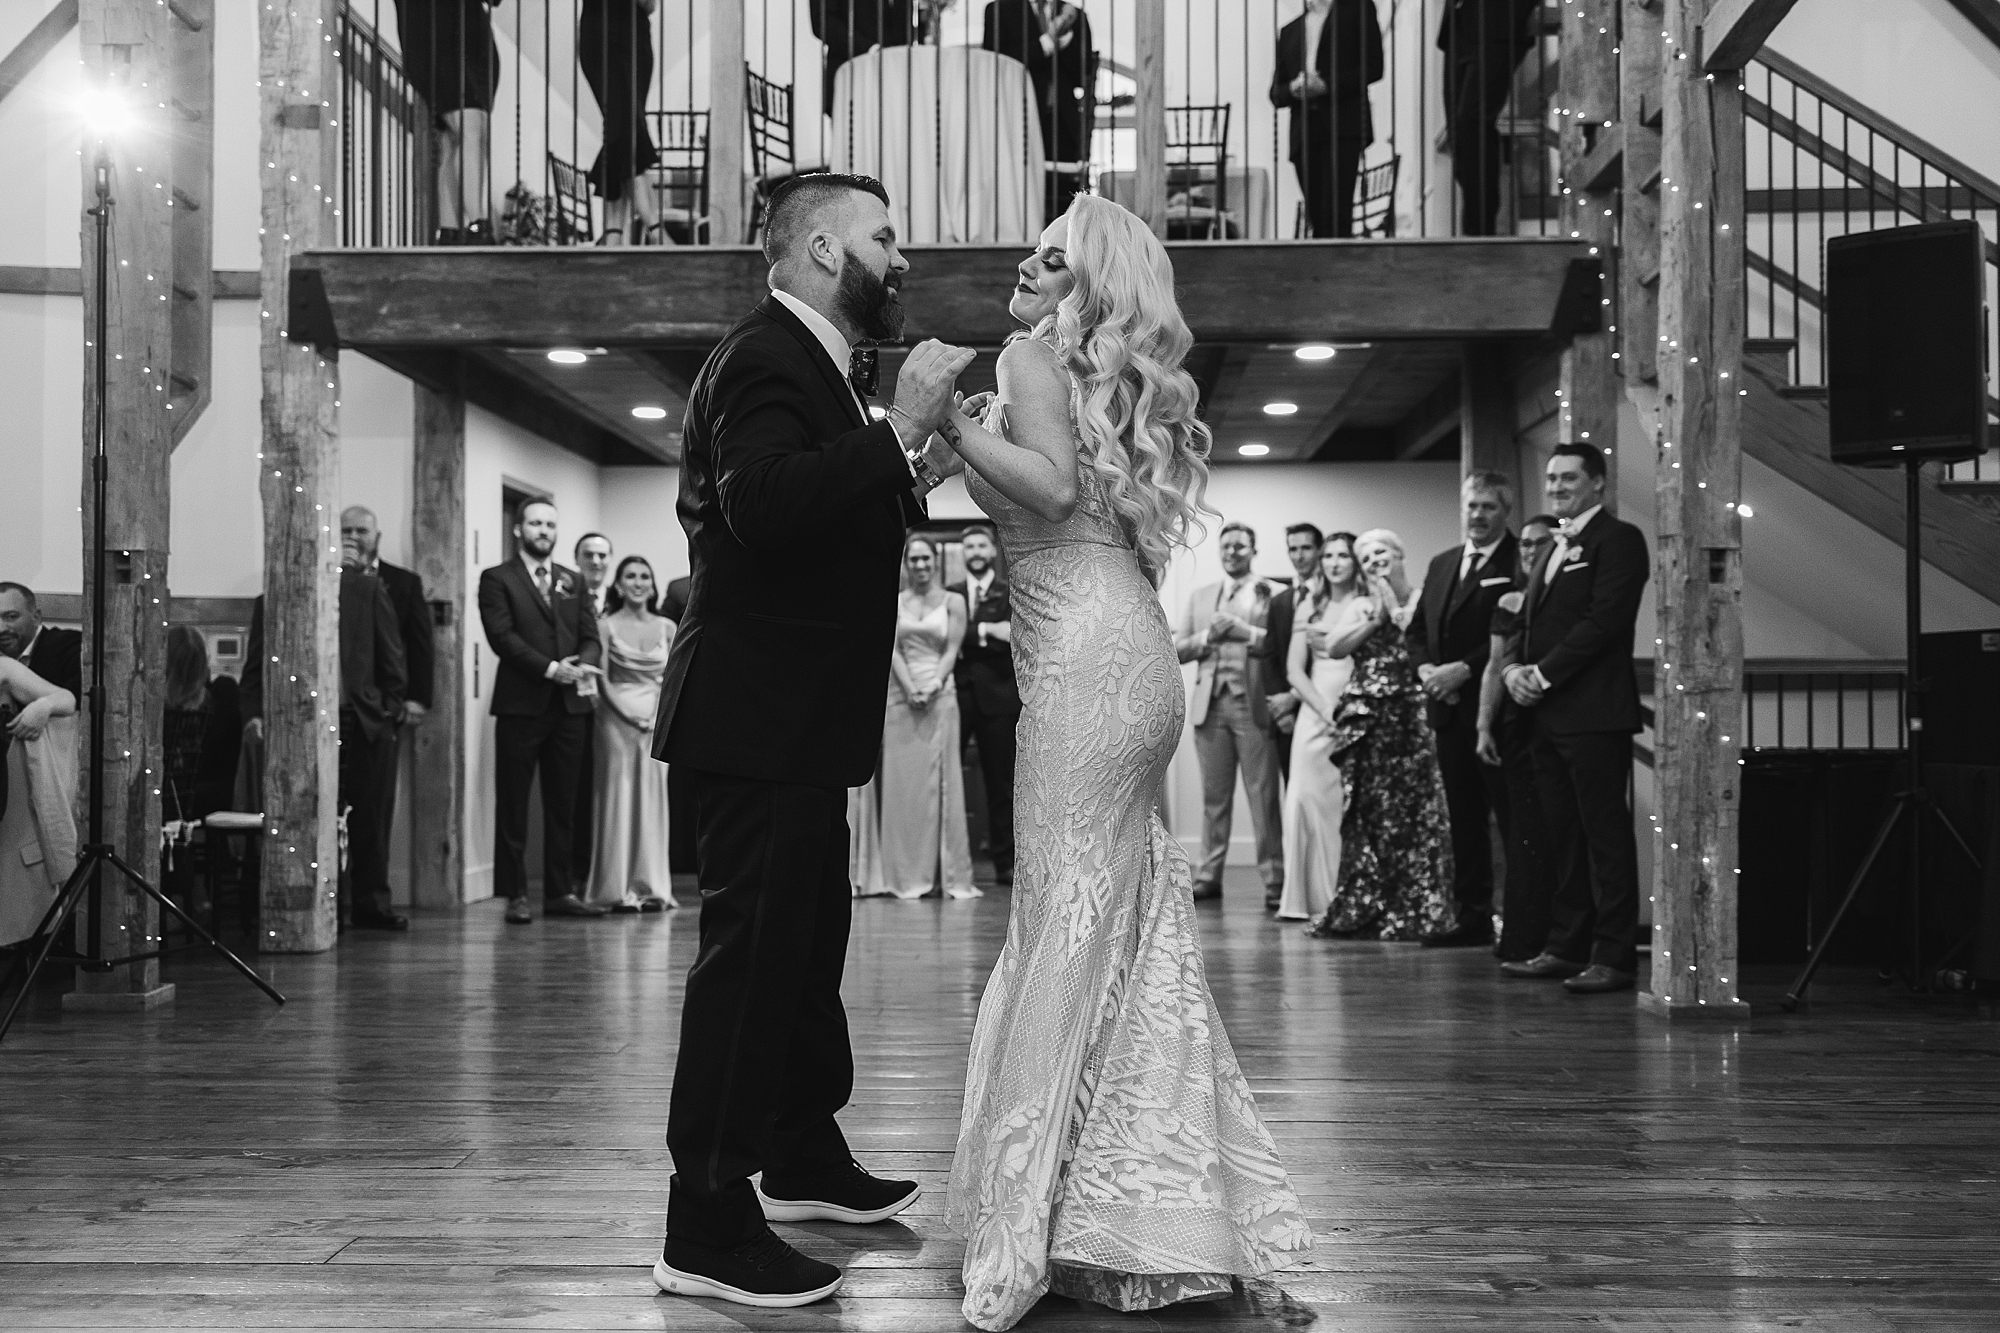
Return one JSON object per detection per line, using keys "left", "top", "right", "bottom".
{"left": 410, "top": 387, "right": 466, "bottom": 908}
{"left": 1133, "top": 0, "right": 1167, "bottom": 238}
{"left": 1557, "top": 0, "right": 1621, "bottom": 505}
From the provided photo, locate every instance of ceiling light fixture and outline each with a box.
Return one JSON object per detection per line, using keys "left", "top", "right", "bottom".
{"left": 546, "top": 349, "right": 589, "bottom": 365}
{"left": 1262, "top": 401, "right": 1299, "bottom": 416}
{"left": 1238, "top": 443, "right": 1271, "bottom": 457}
{"left": 631, "top": 405, "right": 668, "bottom": 420}
{"left": 1293, "top": 344, "right": 1337, "bottom": 361}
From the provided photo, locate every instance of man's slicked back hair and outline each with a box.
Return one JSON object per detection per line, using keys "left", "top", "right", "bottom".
{"left": 762, "top": 172, "right": 892, "bottom": 267}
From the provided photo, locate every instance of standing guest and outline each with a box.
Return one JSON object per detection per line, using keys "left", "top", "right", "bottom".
{"left": 0, "top": 655, "right": 77, "bottom": 948}
{"left": 1277, "top": 532, "right": 1360, "bottom": 923}
{"left": 1271, "top": 0, "right": 1384, "bottom": 238}
{"left": 947, "top": 523, "right": 1020, "bottom": 886}
{"left": 575, "top": 533, "right": 616, "bottom": 612}
{"left": 335, "top": 561, "right": 410, "bottom": 932}
{"left": 1478, "top": 514, "right": 1559, "bottom": 962}
{"left": 477, "top": 500, "right": 609, "bottom": 925}
{"left": 1310, "top": 529, "right": 1453, "bottom": 940}
{"left": 586, "top": 556, "right": 676, "bottom": 913}
{"left": 1500, "top": 444, "right": 1650, "bottom": 994}
{"left": 1407, "top": 472, "right": 1519, "bottom": 948}
{"left": 0, "top": 583, "right": 84, "bottom": 813}
{"left": 982, "top": 0, "right": 1097, "bottom": 217}
{"left": 579, "top": 0, "right": 667, "bottom": 245}
{"left": 851, "top": 534, "right": 977, "bottom": 899}
{"left": 393, "top": 0, "right": 503, "bottom": 243}
{"left": 570, "top": 531, "right": 615, "bottom": 886}
{"left": 1438, "top": 0, "right": 1539, "bottom": 235}
{"left": 811, "top": 0, "right": 916, "bottom": 116}
{"left": 1259, "top": 524, "right": 1324, "bottom": 796}
{"left": 1175, "top": 522, "right": 1285, "bottom": 904}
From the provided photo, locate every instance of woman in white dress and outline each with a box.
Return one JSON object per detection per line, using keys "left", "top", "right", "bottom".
{"left": 1276, "top": 532, "right": 1363, "bottom": 922}
{"left": 0, "top": 658, "right": 78, "bottom": 947}
{"left": 935, "top": 194, "right": 1311, "bottom": 1332}
{"left": 849, "top": 534, "right": 978, "bottom": 899}
{"left": 585, "top": 556, "right": 676, "bottom": 912}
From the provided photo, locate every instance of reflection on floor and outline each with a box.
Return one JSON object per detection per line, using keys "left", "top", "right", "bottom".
{"left": 3, "top": 868, "right": 1998, "bottom": 1331}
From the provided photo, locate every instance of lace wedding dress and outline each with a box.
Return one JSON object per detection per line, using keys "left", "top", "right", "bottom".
{"left": 946, "top": 390, "right": 1312, "bottom": 1331}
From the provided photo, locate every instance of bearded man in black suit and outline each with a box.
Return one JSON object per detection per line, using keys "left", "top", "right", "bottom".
{"left": 982, "top": 0, "right": 1097, "bottom": 217}
{"left": 1499, "top": 443, "right": 1650, "bottom": 995}
{"left": 947, "top": 522, "right": 1019, "bottom": 885}
{"left": 1256, "top": 523, "right": 1325, "bottom": 800}
{"left": 648, "top": 173, "right": 973, "bottom": 1309}
{"left": 476, "top": 500, "right": 607, "bottom": 926}
{"left": 1407, "top": 472, "right": 1520, "bottom": 948}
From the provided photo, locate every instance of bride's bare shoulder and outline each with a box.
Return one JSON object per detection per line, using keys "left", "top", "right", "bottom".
{"left": 996, "top": 337, "right": 1068, "bottom": 396}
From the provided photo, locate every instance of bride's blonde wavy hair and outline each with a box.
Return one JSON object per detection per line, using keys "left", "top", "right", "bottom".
{"left": 1022, "top": 193, "right": 1212, "bottom": 583}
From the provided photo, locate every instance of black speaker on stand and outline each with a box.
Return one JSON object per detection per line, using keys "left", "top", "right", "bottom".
{"left": 1783, "top": 220, "right": 1991, "bottom": 1010}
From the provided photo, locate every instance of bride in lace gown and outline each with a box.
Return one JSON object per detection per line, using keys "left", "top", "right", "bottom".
{"left": 932, "top": 195, "right": 1312, "bottom": 1332}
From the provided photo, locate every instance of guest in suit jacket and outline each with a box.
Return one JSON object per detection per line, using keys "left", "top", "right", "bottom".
{"left": 947, "top": 523, "right": 1021, "bottom": 885}
{"left": 812, "top": 0, "right": 916, "bottom": 116}
{"left": 336, "top": 565, "right": 409, "bottom": 930}
{"left": 1270, "top": 0, "right": 1383, "bottom": 237}
{"left": 649, "top": 174, "right": 972, "bottom": 1304}
{"left": 1499, "top": 444, "right": 1649, "bottom": 994}
{"left": 0, "top": 584, "right": 84, "bottom": 812}
{"left": 1407, "top": 472, "right": 1520, "bottom": 947}
{"left": 477, "top": 500, "right": 608, "bottom": 925}
{"left": 1175, "top": 522, "right": 1286, "bottom": 903}
{"left": 983, "top": 0, "right": 1097, "bottom": 217}
{"left": 1257, "top": 524, "right": 1326, "bottom": 794}
{"left": 1438, "top": 0, "right": 1539, "bottom": 235}
{"left": 568, "top": 532, "right": 615, "bottom": 884}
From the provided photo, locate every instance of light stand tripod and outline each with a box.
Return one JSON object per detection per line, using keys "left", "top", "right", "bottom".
{"left": 0, "top": 140, "right": 284, "bottom": 1043}
{"left": 1781, "top": 460, "right": 1984, "bottom": 1011}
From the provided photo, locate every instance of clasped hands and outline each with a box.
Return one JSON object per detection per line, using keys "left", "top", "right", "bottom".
{"left": 4, "top": 697, "right": 58, "bottom": 741}
{"left": 548, "top": 655, "right": 602, "bottom": 688}
{"left": 892, "top": 339, "right": 981, "bottom": 480}
{"left": 1502, "top": 663, "right": 1548, "bottom": 708}
{"left": 1416, "top": 661, "right": 1473, "bottom": 702}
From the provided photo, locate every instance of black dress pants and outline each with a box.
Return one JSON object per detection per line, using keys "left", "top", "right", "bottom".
{"left": 338, "top": 710, "right": 399, "bottom": 923}
{"left": 570, "top": 724, "right": 595, "bottom": 885}
{"left": 492, "top": 705, "right": 587, "bottom": 903}
{"left": 1295, "top": 133, "right": 1368, "bottom": 238}
{"left": 1493, "top": 712, "right": 1555, "bottom": 962}
{"left": 667, "top": 763, "right": 697, "bottom": 874}
{"left": 666, "top": 770, "right": 855, "bottom": 1246}
{"left": 1448, "top": 48, "right": 1529, "bottom": 235}
{"left": 1530, "top": 725, "right": 1640, "bottom": 972}
{"left": 957, "top": 690, "right": 1019, "bottom": 878}
{"left": 1434, "top": 715, "right": 1510, "bottom": 923}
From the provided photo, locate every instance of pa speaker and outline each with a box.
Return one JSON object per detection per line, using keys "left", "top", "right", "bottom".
{"left": 1826, "top": 220, "right": 1989, "bottom": 466}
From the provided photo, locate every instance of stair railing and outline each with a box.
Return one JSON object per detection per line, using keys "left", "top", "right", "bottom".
{"left": 1741, "top": 50, "right": 1999, "bottom": 482}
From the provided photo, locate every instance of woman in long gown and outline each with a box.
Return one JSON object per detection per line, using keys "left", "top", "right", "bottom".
{"left": 0, "top": 658, "right": 77, "bottom": 947}
{"left": 849, "top": 534, "right": 979, "bottom": 899}
{"left": 936, "top": 194, "right": 1311, "bottom": 1332}
{"left": 1310, "top": 529, "right": 1456, "bottom": 941}
{"left": 585, "top": 556, "right": 676, "bottom": 912}
{"left": 1276, "top": 532, "right": 1360, "bottom": 922}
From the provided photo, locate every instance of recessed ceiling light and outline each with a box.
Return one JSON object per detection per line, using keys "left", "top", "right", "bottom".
{"left": 1262, "top": 401, "right": 1299, "bottom": 416}
{"left": 1238, "top": 443, "right": 1271, "bottom": 457}
{"left": 631, "top": 405, "right": 668, "bottom": 420}
{"left": 546, "top": 348, "right": 589, "bottom": 365}
{"left": 1293, "top": 344, "right": 1336, "bottom": 361}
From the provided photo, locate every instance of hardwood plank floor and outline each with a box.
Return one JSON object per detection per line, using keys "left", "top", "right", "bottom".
{"left": 3, "top": 870, "right": 1998, "bottom": 1331}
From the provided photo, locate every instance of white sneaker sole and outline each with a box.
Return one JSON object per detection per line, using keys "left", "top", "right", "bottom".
{"left": 652, "top": 1258, "right": 842, "bottom": 1307}
{"left": 754, "top": 1180, "right": 920, "bottom": 1224}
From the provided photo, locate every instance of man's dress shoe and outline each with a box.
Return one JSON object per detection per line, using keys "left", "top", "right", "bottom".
{"left": 653, "top": 1231, "right": 842, "bottom": 1308}
{"left": 543, "top": 894, "right": 610, "bottom": 918}
{"left": 756, "top": 1160, "right": 920, "bottom": 1224}
{"left": 1190, "top": 882, "right": 1222, "bottom": 903}
{"left": 1421, "top": 919, "right": 1494, "bottom": 948}
{"left": 1564, "top": 964, "right": 1636, "bottom": 994}
{"left": 1499, "top": 952, "right": 1586, "bottom": 980}
{"left": 504, "top": 898, "right": 533, "bottom": 925}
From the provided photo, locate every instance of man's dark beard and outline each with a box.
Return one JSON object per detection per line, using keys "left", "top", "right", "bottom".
{"left": 834, "top": 247, "right": 905, "bottom": 342}
{"left": 521, "top": 534, "right": 556, "bottom": 559}
{"left": 964, "top": 555, "right": 991, "bottom": 574}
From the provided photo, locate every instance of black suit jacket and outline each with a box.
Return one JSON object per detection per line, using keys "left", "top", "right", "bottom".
{"left": 1437, "top": 0, "right": 1539, "bottom": 58}
{"left": 375, "top": 561, "right": 436, "bottom": 710}
{"left": 948, "top": 577, "right": 1020, "bottom": 716}
{"left": 25, "top": 626, "right": 82, "bottom": 701}
{"left": 477, "top": 559, "right": 603, "bottom": 718}
{"left": 812, "top": 0, "right": 915, "bottom": 115}
{"left": 1269, "top": 2, "right": 1383, "bottom": 159}
{"left": 983, "top": 0, "right": 1096, "bottom": 163}
{"left": 660, "top": 575, "right": 691, "bottom": 624}
{"left": 655, "top": 294, "right": 924, "bottom": 789}
{"left": 1408, "top": 531, "right": 1520, "bottom": 730}
{"left": 1510, "top": 509, "right": 1649, "bottom": 735}
{"left": 1256, "top": 582, "right": 1300, "bottom": 709}
{"left": 342, "top": 570, "right": 408, "bottom": 744}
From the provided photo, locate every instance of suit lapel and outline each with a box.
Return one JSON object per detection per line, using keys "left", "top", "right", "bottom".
{"left": 512, "top": 559, "right": 558, "bottom": 630}
{"left": 760, "top": 294, "right": 867, "bottom": 431}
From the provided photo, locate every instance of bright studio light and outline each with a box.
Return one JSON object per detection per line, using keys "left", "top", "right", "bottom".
{"left": 1293, "top": 345, "right": 1337, "bottom": 361}
{"left": 1238, "top": 444, "right": 1271, "bottom": 457}
{"left": 1262, "top": 401, "right": 1298, "bottom": 416}
{"left": 76, "top": 86, "right": 134, "bottom": 138}
{"left": 546, "top": 349, "right": 589, "bottom": 365}
{"left": 631, "top": 405, "right": 668, "bottom": 420}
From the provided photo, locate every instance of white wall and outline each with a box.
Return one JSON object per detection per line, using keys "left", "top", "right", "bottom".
{"left": 596, "top": 466, "right": 689, "bottom": 584}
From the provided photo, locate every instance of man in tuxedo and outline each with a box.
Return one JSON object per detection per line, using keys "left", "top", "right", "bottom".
{"left": 1270, "top": 0, "right": 1383, "bottom": 238}
{"left": 650, "top": 173, "right": 973, "bottom": 1308}
{"left": 948, "top": 523, "right": 1020, "bottom": 886}
{"left": 476, "top": 501, "right": 609, "bottom": 926}
{"left": 1258, "top": 523, "right": 1324, "bottom": 800}
{"left": 1408, "top": 472, "right": 1520, "bottom": 948}
{"left": 982, "top": 0, "right": 1096, "bottom": 217}
{"left": 1438, "top": 0, "right": 1539, "bottom": 235}
{"left": 811, "top": 0, "right": 916, "bottom": 116}
{"left": 1499, "top": 444, "right": 1650, "bottom": 994}
{"left": 569, "top": 532, "right": 614, "bottom": 884}
{"left": 1176, "top": 522, "right": 1285, "bottom": 904}
{"left": 0, "top": 584, "right": 83, "bottom": 700}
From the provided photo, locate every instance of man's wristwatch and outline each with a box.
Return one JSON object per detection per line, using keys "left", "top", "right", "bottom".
{"left": 889, "top": 406, "right": 946, "bottom": 490}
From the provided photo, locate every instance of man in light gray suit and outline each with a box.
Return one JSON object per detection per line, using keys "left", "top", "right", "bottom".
{"left": 1176, "top": 521, "right": 1285, "bottom": 903}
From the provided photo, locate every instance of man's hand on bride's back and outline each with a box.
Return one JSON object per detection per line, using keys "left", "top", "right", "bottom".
{"left": 893, "top": 340, "right": 978, "bottom": 429}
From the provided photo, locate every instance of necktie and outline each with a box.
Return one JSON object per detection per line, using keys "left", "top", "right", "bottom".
{"left": 534, "top": 565, "right": 551, "bottom": 605}
{"left": 848, "top": 346, "right": 878, "bottom": 399}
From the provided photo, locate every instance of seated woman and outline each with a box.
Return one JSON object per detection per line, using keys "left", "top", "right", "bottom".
{"left": 160, "top": 626, "right": 243, "bottom": 913}
{"left": 0, "top": 657, "right": 78, "bottom": 948}
{"left": 585, "top": 555, "right": 677, "bottom": 912}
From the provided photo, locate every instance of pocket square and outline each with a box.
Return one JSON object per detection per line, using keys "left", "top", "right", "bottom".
{"left": 1479, "top": 576, "right": 1511, "bottom": 587}
{"left": 1565, "top": 561, "right": 1590, "bottom": 572}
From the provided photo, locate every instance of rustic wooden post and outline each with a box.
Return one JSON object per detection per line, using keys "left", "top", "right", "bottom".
{"left": 708, "top": 0, "right": 746, "bottom": 244}
{"left": 1620, "top": 0, "right": 1664, "bottom": 391}
{"left": 1459, "top": 343, "right": 1517, "bottom": 488}
{"left": 1557, "top": 0, "right": 1621, "bottom": 505}
{"left": 1133, "top": 0, "right": 1167, "bottom": 238}
{"left": 66, "top": 0, "right": 178, "bottom": 1011}
{"left": 409, "top": 386, "right": 466, "bottom": 908}
{"left": 256, "top": 0, "right": 343, "bottom": 953}
{"left": 167, "top": 0, "right": 213, "bottom": 442}
{"left": 1642, "top": 0, "right": 1749, "bottom": 1019}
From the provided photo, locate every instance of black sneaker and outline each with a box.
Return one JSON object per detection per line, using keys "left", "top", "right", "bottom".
{"left": 756, "top": 1160, "right": 920, "bottom": 1224}
{"left": 653, "top": 1231, "right": 842, "bottom": 1308}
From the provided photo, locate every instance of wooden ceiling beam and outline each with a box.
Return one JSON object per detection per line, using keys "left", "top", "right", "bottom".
{"left": 1701, "top": 0, "right": 1799, "bottom": 71}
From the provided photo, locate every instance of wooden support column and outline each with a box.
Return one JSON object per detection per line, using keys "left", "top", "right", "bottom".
{"left": 256, "top": 0, "right": 343, "bottom": 953}
{"left": 1459, "top": 343, "right": 1517, "bottom": 488}
{"left": 1642, "top": 0, "right": 1749, "bottom": 1020}
{"left": 708, "top": 0, "right": 746, "bottom": 244}
{"left": 409, "top": 387, "right": 466, "bottom": 909}
{"left": 1620, "top": 0, "right": 1665, "bottom": 390}
{"left": 1557, "top": 0, "right": 1622, "bottom": 503}
{"left": 1133, "top": 0, "right": 1167, "bottom": 238}
{"left": 166, "top": 0, "right": 213, "bottom": 442}
{"left": 67, "top": 0, "right": 177, "bottom": 1010}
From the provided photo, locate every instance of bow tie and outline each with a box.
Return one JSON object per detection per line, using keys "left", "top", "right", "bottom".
{"left": 848, "top": 346, "right": 878, "bottom": 399}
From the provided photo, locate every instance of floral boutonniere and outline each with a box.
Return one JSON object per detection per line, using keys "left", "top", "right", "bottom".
{"left": 1497, "top": 590, "right": 1525, "bottom": 615}
{"left": 555, "top": 575, "right": 574, "bottom": 597}
{"left": 1565, "top": 546, "right": 1587, "bottom": 566}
